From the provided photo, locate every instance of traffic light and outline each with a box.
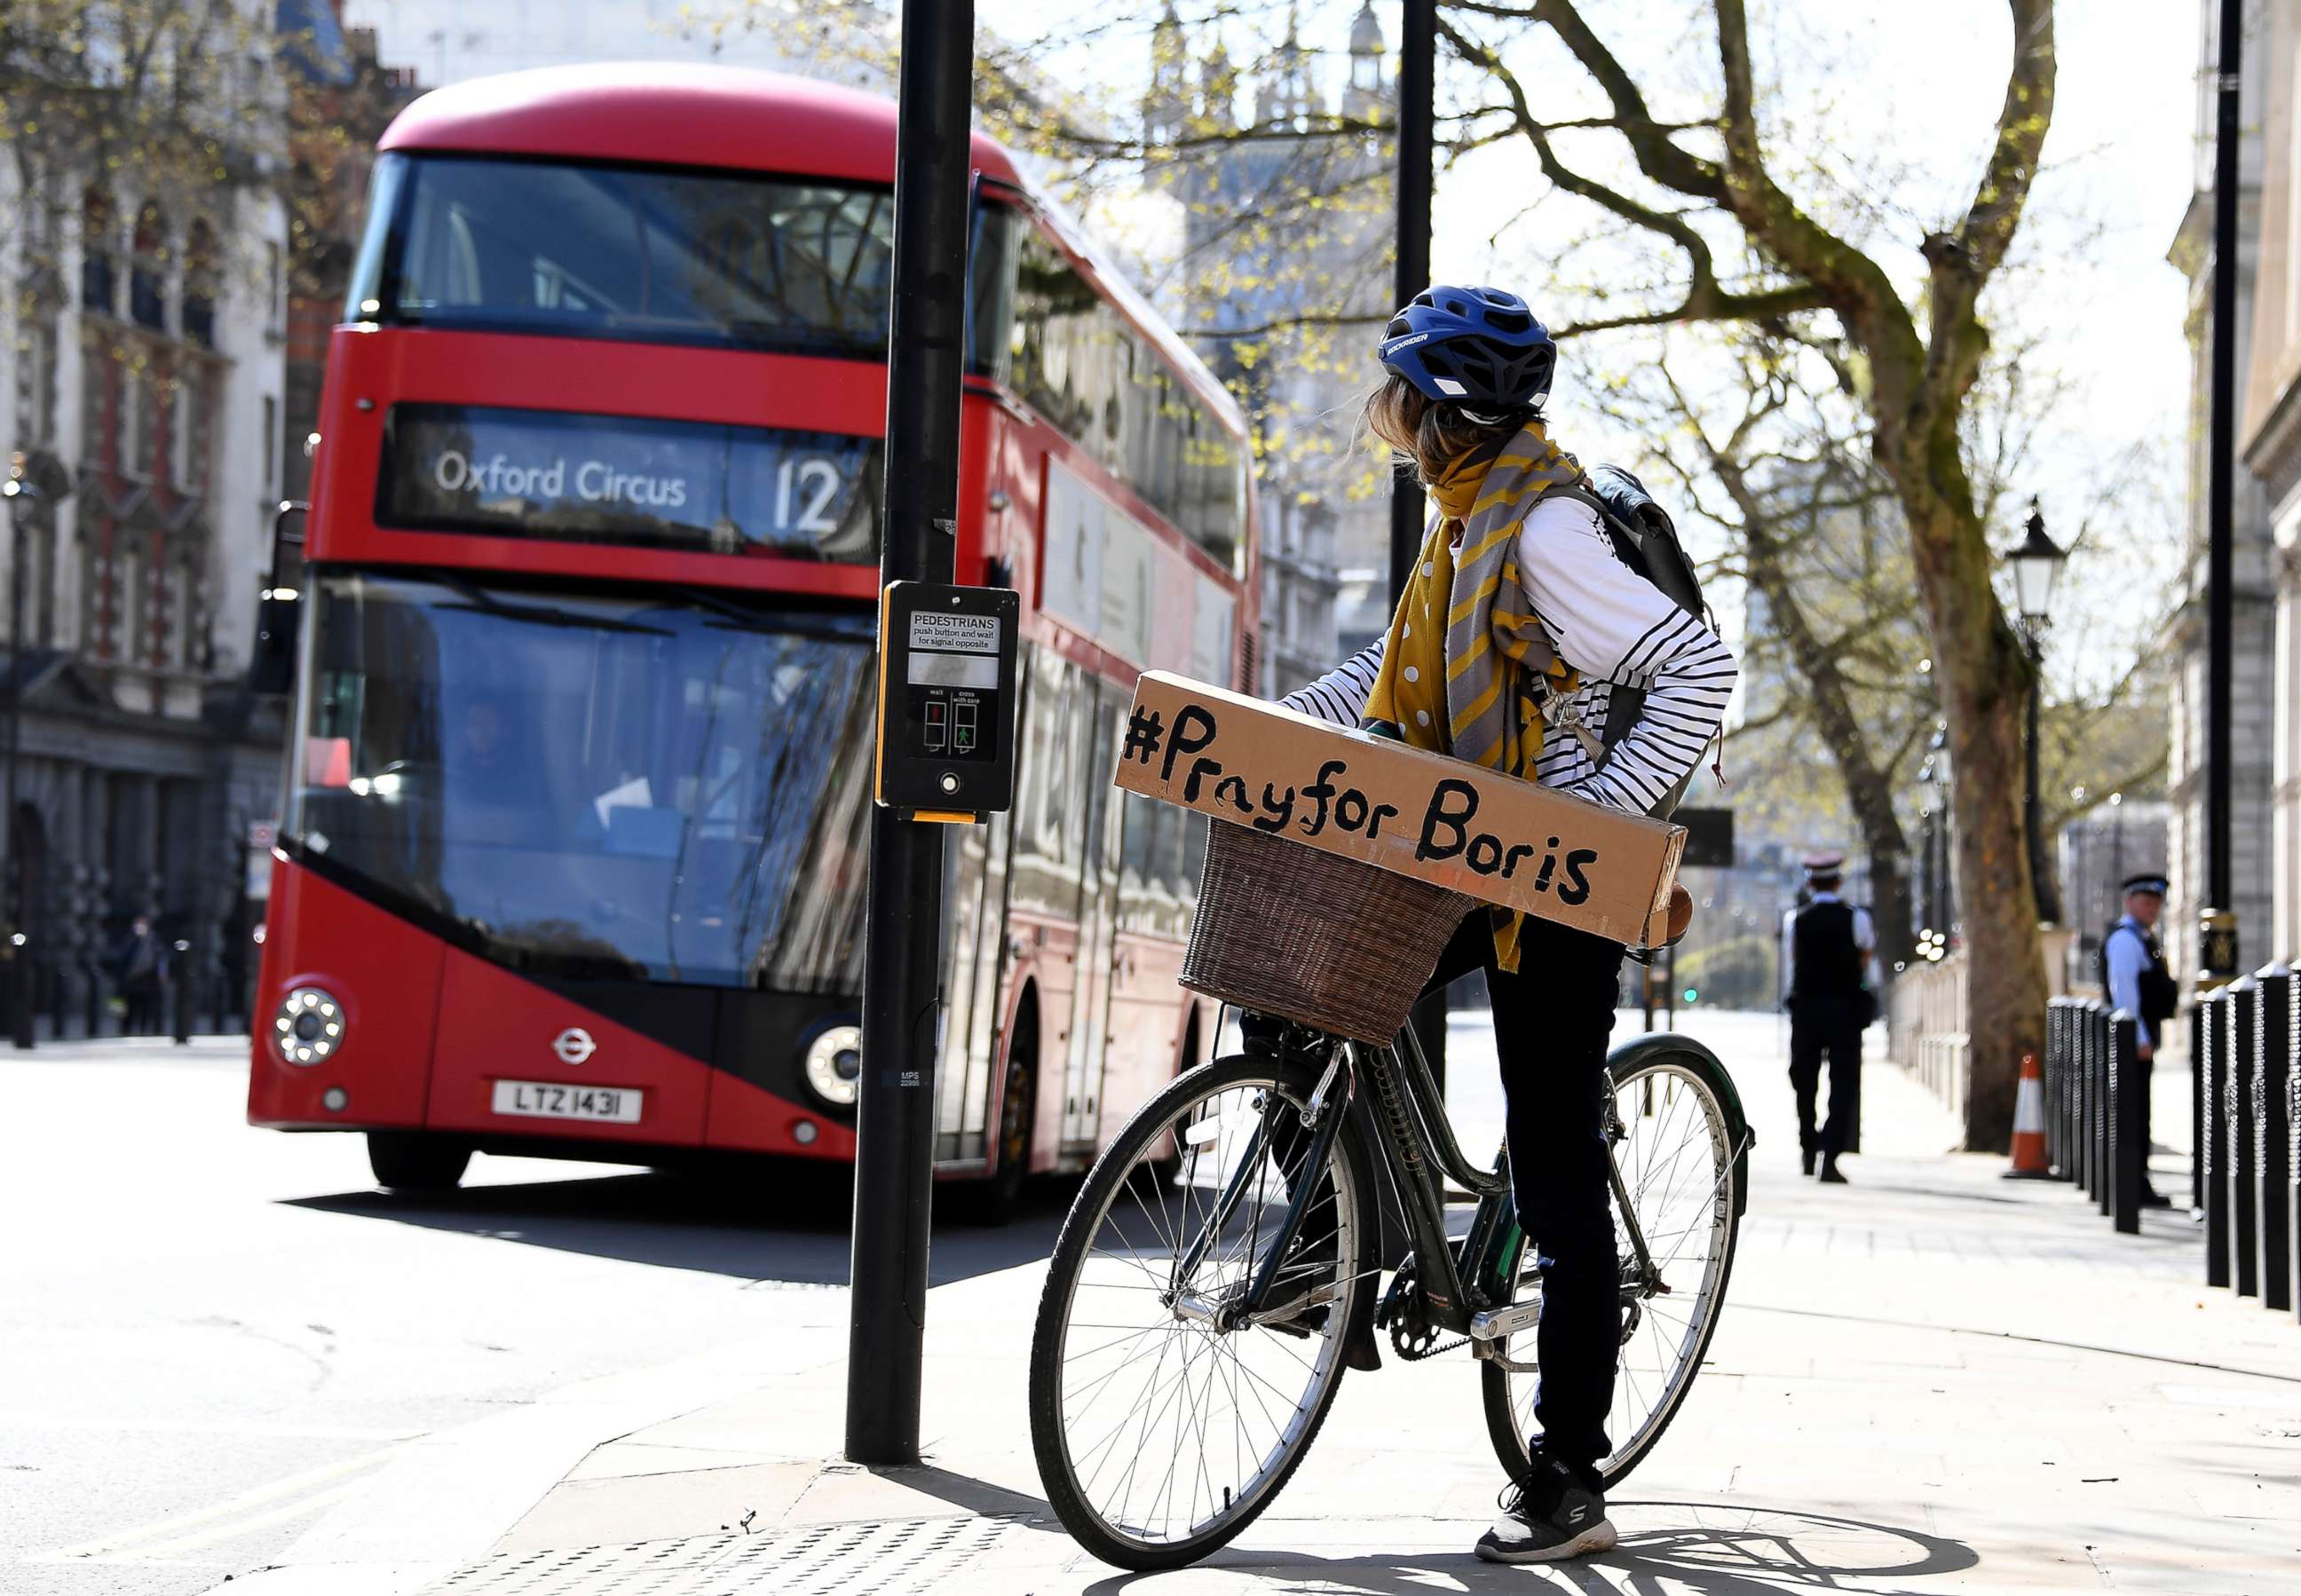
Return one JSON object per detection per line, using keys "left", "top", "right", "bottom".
{"left": 1682, "top": 987, "right": 1698, "bottom": 1004}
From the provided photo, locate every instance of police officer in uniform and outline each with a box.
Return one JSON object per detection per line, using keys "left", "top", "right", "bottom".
{"left": 1782, "top": 851, "right": 1873, "bottom": 1184}
{"left": 2100, "top": 872, "right": 2178, "bottom": 1208}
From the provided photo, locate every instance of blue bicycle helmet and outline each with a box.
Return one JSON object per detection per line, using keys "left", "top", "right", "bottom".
{"left": 1377, "top": 286, "right": 1556, "bottom": 413}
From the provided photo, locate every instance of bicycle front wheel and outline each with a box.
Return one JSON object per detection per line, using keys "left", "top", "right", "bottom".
{"left": 1482, "top": 1045, "right": 1744, "bottom": 1489}
{"left": 1028, "top": 1050, "right": 1378, "bottom": 1570}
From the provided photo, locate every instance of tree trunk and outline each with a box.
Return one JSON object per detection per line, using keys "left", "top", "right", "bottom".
{"left": 1859, "top": 824, "right": 1915, "bottom": 975}
{"left": 1732, "top": 510, "right": 1918, "bottom": 974}
{"left": 1889, "top": 478, "right": 2048, "bottom": 1153}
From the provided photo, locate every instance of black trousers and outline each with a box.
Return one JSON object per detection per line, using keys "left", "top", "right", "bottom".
{"left": 1247, "top": 911, "right": 1625, "bottom": 1483}
{"left": 1423, "top": 910, "right": 1626, "bottom": 1485}
{"left": 1788, "top": 997, "right": 1862, "bottom": 1157}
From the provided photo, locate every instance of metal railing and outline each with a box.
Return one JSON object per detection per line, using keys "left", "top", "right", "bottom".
{"left": 1887, "top": 952, "right": 1968, "bottom": 1125}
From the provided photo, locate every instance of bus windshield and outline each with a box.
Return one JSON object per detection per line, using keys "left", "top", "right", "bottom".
{"left": 351, "top": 152, "right": 897, "bottom": 357}
{"left": 286, "top": 573, "right": 874, "bottom": 992}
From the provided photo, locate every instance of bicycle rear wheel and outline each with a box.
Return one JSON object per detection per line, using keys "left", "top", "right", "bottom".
{"left": 1028, "top": 1050, "right": 1378, "bottom": 1570}
{"left": 1482, "top": 1046, "right": 1743, "bottom": 1489}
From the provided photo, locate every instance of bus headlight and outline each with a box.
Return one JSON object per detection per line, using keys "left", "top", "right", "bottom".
{"left": 274, "top": 986, "right": 345, "bottom": 1065}
{"left": 803, "top": 1023, "right": 863, "bottom": 1107}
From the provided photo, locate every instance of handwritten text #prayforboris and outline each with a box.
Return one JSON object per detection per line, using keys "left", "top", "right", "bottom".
{"left": 1122, "top": 699, "right": 1601, "bottom": 905}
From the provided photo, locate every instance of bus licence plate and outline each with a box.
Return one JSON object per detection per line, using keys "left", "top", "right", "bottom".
{"left": 491, "top": 1079, "right": 644, "bottom": 1125}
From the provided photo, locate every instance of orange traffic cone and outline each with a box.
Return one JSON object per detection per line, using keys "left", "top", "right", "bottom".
{"left": 2002, "top": 1051, "right": 2053, "bottom": 1180}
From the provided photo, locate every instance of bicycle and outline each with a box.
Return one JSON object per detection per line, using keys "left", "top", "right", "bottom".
{"left": 1025, "top": 822, "right": 1752, "bottom": 1572}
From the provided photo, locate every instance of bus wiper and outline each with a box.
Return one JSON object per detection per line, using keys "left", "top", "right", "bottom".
{"left": 648, "top": 584, "right": 871, "bottom": 642}
{"left": 434, "top": 573, "right": 675, "bottom": 636}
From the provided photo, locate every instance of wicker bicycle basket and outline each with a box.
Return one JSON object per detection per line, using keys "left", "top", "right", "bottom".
{"left": 1181, "top": 819, "right": 1478, "bottom": 1046}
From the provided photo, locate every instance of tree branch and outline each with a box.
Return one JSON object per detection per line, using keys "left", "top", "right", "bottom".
{"left": 1709, "top": 0, "right": 1922, "bottom": 387}
{"left": 1529, "top": 0, "right": 1727, "bottom": 201}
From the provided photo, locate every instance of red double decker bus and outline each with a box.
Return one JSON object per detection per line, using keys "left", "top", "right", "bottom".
{"left": 249, "top": 65, "right": 1257, "bottom": 1209}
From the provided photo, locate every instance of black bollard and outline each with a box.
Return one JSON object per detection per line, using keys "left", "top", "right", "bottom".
{"left": 2091, "top": 1000, "right": 2111, "bottom": 1211}
{"left": 2259, "top": 964, "right": 2293, "bottom": 1312}
{"left": 2206, "top": 991, "right": 2231, "bottom": 1288}
{"left": 170, "top": 940, "right": 192, "bottom": 1046}
{"left": 2046, "top": 999, "right": 2067, "bottom": 1177}
{"left": 2229, "top": 975, "right": 2260, "bottom": 1296}
{"left": 2076, "top": 1001, "right": 2096, "bottom": 1197}
{"left": 2288, "top": 1056, "right": 2300, "bottom": 1327}
{"left": 2193, "top": 999, "right": 2208, "bottom": 1212}
{"left": 2070, "top": 1002, "right": 2089, "bottom": 1186}
{"left": 2113, "top": 1010, "right": 2144, "bottom": 1235}
{"left": 2094, "top": 1002, "right": 2114, "bottom": 1219}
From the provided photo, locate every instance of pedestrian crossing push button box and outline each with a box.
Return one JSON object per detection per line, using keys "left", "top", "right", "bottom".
{"left": 874, "top": 581, "right": 1020, "bottom": 822}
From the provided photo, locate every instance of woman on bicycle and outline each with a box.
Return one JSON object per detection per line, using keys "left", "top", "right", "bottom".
{"left": 1280, "top": 285, "right": 1737, "bottom": 1564}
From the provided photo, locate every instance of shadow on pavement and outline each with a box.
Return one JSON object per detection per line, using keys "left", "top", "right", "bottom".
{"left": 1073, "top": 1503, "right": 1977, "bottom": 1595}
{"left": 281, "top": 1165, "right": 1080, "bottom": 1286}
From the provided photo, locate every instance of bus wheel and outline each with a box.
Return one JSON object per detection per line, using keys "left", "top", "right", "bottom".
{"left": 367, "top": 1132, "right": 471, "bottom": 1194}
{"left": 983, "top": 1023, "right": 1038, "bottom": 1224}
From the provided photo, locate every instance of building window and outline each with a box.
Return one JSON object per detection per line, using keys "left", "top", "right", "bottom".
{"left": 126, "top": 370, "right": 160, "bottom": 479}
{"left": 183, "top": 220, "right": 217, "bottom": 348}
{"left": 179, "top": 555, "right": 204, "bottom": 671}
{"left": 186, "top": 376, "right": 212, "bottom": 496}
{"left": 141, "top": 532, "right": 172, "bottom": 668}
{"left": 130, "top": 202, "right": 169, "bottom": 332}
{"left": 266, "top": 241, "right": 283, "bottom": 330}
{"left": 85, "top": 532, "right": 117, "bottom": 660}
{"left": 82, "top": 188, "right": 115, "bottom": 313}
{"left": 12, "top": 321, "right": 53, "bottom": 445}
{"left": 262, "top": 396, "right": 277, "bottom": 494}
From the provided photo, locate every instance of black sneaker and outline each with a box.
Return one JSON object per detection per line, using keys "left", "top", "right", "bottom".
{"left": 1817, "top": 1157, "right": 1848, "bottom": 1185}
{"left": 1475, "top": 1461, "right": 1617, "bottom": 1563}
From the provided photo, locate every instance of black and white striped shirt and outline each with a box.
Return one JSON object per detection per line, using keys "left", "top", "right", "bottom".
{"left": 1281, "top": 496, "right": 1736, "bottom": 816}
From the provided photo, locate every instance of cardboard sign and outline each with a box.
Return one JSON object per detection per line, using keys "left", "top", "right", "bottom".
{"left": 1113, "top": 672, "right": 1687, "bottom": 947}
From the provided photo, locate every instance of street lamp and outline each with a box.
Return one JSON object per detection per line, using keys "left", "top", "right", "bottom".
{"left": 2002, "top": 497, "right": 2068, "bottom": 925}
{"left": 1, "top": 471, "right": 35, "bottom": 1049}
{"left": 1918, "top": 724, "right": 1952, "bottom": 956}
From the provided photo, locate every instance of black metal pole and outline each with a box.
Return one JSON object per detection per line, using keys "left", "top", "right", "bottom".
{"left": 1389, "top": 0, "right": 1435, "bottom": 611}
{"left": 1390, "top": 0, "right": 1449, "bottom": 1081}
{"left": 4, "top": 491, "right": 30, "bottom": 1050}
{"left": 846, "top": 0, "right": 971, "bottom": 1467}
{"left": 2023, "top": 629, "right": 2060, "bottom": 925}
{"left": 2202, "top": 0, "right": 2242, "bottom": 982}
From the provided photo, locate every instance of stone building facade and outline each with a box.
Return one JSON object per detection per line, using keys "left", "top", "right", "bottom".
{"left": 2167, "top": 0, "right": 2277, "bottom": 984}
{"left": 1145, "top": 5, "right": 1394, "bottom": 694}
{"left": 0, "top": 5, "right": 389, "bottom": 1035}
{"left": 2233, "top": 1, "right": 2301, "bottom": 968}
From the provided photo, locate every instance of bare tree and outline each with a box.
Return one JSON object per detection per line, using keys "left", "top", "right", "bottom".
{"left": 727, "top": 0, "right": 2069, "bottom": 1147}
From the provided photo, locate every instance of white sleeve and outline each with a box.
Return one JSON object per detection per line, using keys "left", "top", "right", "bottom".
{"left": 1852, "top": 905, "right": 1876, "bottom": 952}
{"left": 1513, "top": 496, "right": 1737, "bottom": 812}
{"left": 1279, "top": 636, "right": 1386, "bottom": 727}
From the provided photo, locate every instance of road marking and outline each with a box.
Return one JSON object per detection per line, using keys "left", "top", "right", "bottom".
{"left": 36, "top": 1448, "right": 394, "bottom": 1564}
{"left": 0, "top": 1412, "right": 423, "bottom": 1441}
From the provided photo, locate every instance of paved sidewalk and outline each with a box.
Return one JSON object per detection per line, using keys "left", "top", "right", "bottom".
{"left": 205, "top": 1013, "right": 2301, "bottom": 1594}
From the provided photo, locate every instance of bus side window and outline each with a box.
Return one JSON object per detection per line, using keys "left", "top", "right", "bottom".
{"left": 1008, "top": 651, "right": 1076, "bottom": 920}
{"left": 1007, "top": 225, "right": 1245, "bottom": 576}
{"left": 968, "top": 203, "right": 1019, "bottom": 382}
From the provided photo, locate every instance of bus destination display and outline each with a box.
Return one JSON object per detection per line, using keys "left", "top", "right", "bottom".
{"left": 876, "top": 583, "right": 1020, "bottom": 821}
{"left": 378, "top": 403, "right": 884, "bottom": 561}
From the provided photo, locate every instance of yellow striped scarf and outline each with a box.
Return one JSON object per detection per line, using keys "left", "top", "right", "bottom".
{"left": 1365, "top": 423, "right": 1585, "bottom": 969}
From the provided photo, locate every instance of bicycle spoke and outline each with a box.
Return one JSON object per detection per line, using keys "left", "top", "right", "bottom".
{"left": 1492, "top": 1059, "right": 1736, "bottom": 1489}
{"left": 1038, "top": 1061, "right": 1363, "bottom": 1554}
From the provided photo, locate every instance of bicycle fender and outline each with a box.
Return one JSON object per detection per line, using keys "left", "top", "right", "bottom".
{"left": 1606, "top": 1031, "right": 1754, "bottom": 1217}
